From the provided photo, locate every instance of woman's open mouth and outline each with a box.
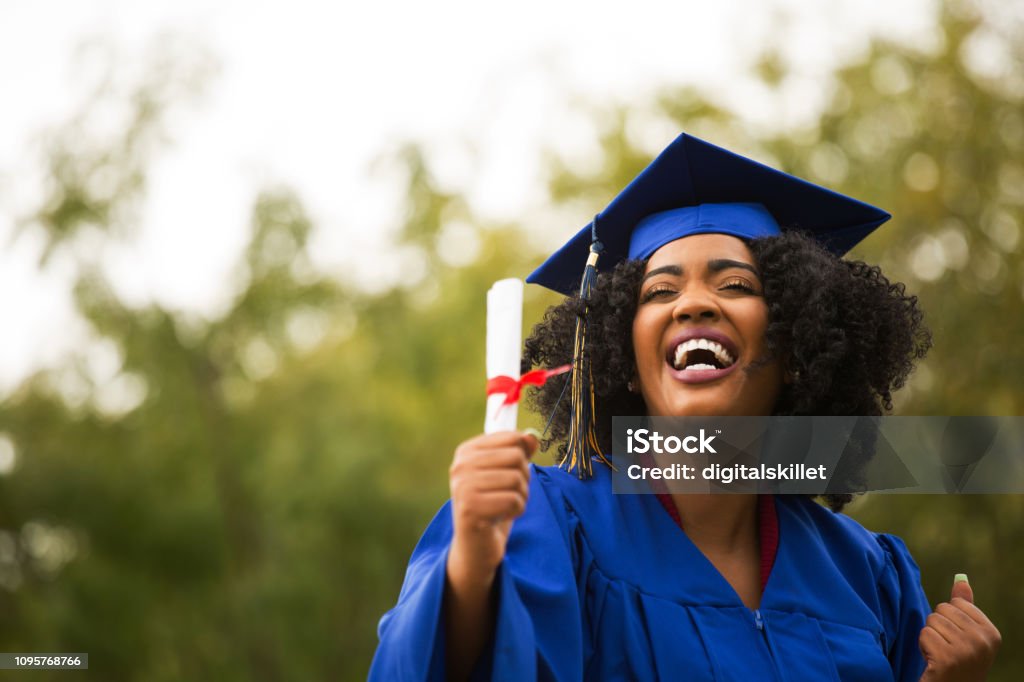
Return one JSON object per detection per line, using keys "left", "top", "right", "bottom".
{"left": 664, "top": 331, "right": 740, "bottom": 384}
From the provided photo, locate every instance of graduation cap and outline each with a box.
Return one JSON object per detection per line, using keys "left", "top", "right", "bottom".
{"left": 528, "top": 132, "right": 890, "bottom": 295}
{"left": 528, "top": 132, "right": 891, "bottom": 477}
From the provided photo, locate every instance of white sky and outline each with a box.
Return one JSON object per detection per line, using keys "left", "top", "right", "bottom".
{"left": 0, "top": 0, "right": 939, "bottom": 395}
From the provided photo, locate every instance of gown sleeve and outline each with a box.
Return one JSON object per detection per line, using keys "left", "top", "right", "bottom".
{"left": 368, "top": 465, "right": 584, "bottom": 682}
{"left": 875, "top": 532, "right": 930, "bottom": 682}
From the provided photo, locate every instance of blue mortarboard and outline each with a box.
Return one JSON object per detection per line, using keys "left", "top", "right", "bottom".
{"left": 527, "top": 132, "right": 891, "bottom": 295}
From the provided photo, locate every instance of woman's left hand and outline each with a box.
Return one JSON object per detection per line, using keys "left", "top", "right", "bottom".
{"left": 919, "top": 575, "right": 1001, "bottom": 681}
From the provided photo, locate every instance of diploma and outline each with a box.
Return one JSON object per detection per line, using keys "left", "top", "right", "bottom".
{"left": 485, "top": 278, "right": 523, "bottom": 433}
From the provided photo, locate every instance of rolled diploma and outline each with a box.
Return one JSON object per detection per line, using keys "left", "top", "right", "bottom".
{"left": 484, "top": 278, "right": 524, "bottom": 433}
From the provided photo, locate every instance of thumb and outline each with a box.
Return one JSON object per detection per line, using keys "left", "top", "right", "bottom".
{"left": 951, "top": 573, "right": 974, "bottom": 604}
{"left": 521, "top": 428, "right": 542, "bottom": 458}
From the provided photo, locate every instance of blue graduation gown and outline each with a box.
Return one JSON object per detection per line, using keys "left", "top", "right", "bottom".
{"left": 369, "top": 462, "right": 929, "bottom": 681}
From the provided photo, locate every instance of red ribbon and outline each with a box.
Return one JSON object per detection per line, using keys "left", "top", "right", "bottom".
{"left": 486, "top": 364, "right": 572, "bottom": 406}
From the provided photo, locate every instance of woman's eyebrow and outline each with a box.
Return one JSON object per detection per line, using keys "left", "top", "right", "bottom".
{"left": 707, "top": 258, "right": 759, "bottom": 276}
{"left": 641, "top": 264, "right": 683, "bottom": 283}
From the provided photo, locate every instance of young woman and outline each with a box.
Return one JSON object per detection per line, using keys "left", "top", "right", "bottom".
{"left": 369, "top": 133, "right": 1001, "bottom": 681}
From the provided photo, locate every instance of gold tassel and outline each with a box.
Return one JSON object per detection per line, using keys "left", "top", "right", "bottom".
{"left": 562, "top": 221, "right": 615, "bottom": 478}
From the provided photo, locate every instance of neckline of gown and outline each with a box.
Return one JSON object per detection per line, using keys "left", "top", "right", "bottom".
{"left": 651, "top": 490, "right": 778, "bottom": 594}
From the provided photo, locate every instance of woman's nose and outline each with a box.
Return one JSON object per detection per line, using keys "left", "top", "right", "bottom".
{"left": 672, "top": 290, "right": 721, "bottom": 322}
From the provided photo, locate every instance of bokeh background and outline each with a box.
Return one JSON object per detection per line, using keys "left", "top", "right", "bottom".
{"left": 1, "top": 0, "right": 1022, "bottom": 679}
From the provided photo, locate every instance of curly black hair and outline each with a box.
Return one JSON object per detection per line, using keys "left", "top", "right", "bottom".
{"left": 521, "top": 231, "right": 932, "bottom": 512}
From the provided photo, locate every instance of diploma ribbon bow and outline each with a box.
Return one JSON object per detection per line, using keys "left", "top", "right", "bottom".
{"left": 486, "top": 364, "right": 572, "bottom": 410}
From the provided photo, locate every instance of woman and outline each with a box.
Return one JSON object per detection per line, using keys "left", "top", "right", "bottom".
{"left": 369, "top": 133, "right": 1001, "bottom": 681}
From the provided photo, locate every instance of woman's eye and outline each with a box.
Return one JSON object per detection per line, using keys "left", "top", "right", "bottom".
{"left": 641, "top": 287, "right": 675, "bottom": 302}
{"left": 721, "top": 279, "right": 756, "bottom": 293}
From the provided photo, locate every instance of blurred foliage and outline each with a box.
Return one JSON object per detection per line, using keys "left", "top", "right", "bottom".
{"left": 0, "top": 1, "right": 1022, "bottom": 679}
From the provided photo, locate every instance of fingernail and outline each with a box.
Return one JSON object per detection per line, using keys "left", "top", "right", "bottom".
{"left": 954, "top": 573, "right": 969, "bottom": 584}
{"left": 523, "top": 428, "right": 541, "bottom": 440}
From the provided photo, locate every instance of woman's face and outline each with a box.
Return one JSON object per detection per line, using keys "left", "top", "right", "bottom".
{"left": 631, "top": 233, "right": 783, "bottom": 417}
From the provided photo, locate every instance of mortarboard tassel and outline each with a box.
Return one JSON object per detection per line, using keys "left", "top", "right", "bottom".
{"left": 562, "top": 216, "right": 615, "bottom": 478}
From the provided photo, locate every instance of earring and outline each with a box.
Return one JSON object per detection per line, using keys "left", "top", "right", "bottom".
{"left": 627, "top": 380, "right": 636, "bottom": 393}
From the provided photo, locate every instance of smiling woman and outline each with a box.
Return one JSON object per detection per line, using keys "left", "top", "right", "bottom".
{"left": 369, "top": 133, "right": 1001, "bottom": 681}
{"left": 522, "top": 227, "right": 931, "bottom": 512}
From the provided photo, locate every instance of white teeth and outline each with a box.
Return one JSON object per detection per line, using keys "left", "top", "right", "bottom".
{"left": 672, "top": 338, "right": 736, "bottom": 370}
{"left": 686, "top": 363, "right": 717, "bottom": 371}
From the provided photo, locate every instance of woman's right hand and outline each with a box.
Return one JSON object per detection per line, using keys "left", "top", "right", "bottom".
{"left": 446, "top": 431, "right": 539, "bottom": 586}
{"left": 444, "top": 431, "right": 539, "bottom": 680}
